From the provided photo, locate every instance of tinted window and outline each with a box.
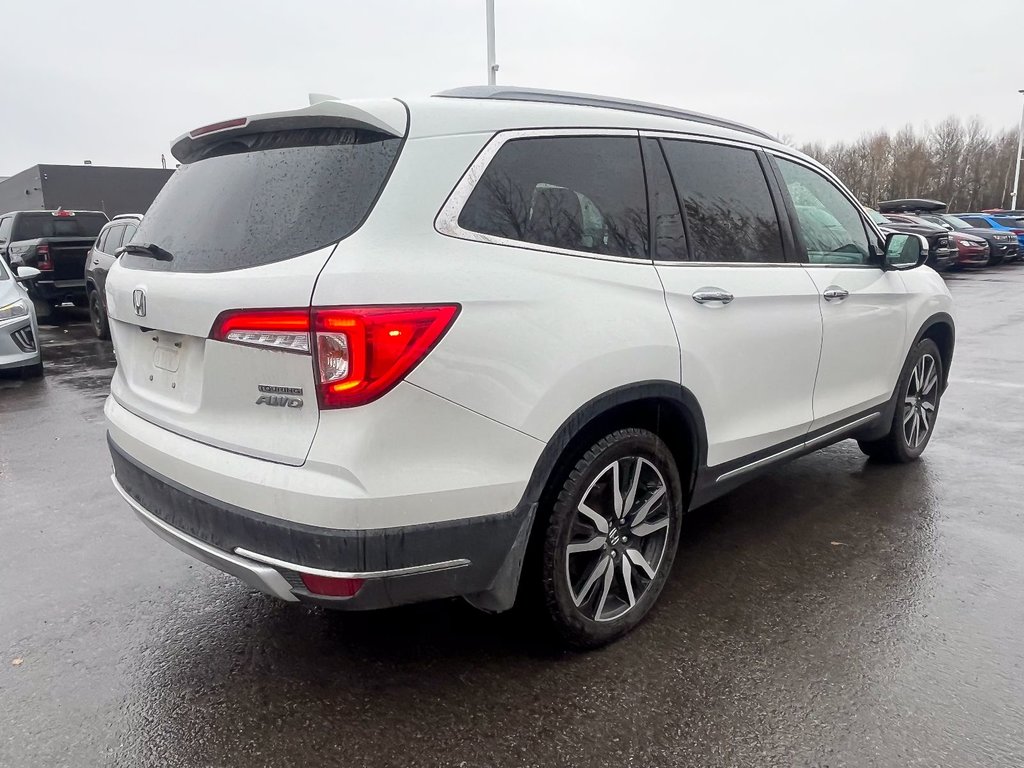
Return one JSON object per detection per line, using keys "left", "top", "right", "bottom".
{"left": 961, "top": 216, "right": 990, "bottom": 228}
{"left": 642, "top": 139, "right": 687, "bottom": 261}
{"left": 775, "top": 157, "right": 870, "bottom": 265}
{"left": 661, "top": 140, "right": 784, "bottom": 263}
{"left": 994, "top": 217, "right": 1023, "bottom": 228}
{"left": 459, "top": 136, "right": 648, "bottom": 259}
{"left": 12, "top": 212, "right": 108, "bottom": 240}
{"left": 125, "top": 128, "right": 401, "bottom": 273}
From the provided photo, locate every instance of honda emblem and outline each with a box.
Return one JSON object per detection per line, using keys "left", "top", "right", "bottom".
{"left": 133, "top": 289, "right": 147, "bottom": 318}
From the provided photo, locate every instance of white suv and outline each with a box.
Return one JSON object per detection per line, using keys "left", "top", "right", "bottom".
{"left": 105, "top": 87, "right": 954, "bottom": 647}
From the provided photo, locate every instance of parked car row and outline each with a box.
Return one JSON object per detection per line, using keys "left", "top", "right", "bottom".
{"left": 871, "top": 199, "right": 1022, "bottom": 269}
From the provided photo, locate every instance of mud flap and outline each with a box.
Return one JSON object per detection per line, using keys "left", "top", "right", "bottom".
{"left": 462, "top": 502, "right": 537, "bottom": 613}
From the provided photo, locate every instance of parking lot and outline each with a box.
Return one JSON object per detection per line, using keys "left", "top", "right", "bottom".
{"left": 1, "top": 267, "right": 1022, "bottom": 767}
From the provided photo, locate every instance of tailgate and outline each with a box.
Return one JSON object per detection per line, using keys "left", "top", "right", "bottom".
{"left": 106, "top": 247, "right": 333, "bottom": 465}
{"left": 50, "top": 238, "right": 93, "bottom": 281}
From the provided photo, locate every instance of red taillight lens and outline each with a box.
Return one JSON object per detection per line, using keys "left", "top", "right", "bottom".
{"left": 36, "top": 244, "right": 53, "bottom": 271}
{"left": 1010, "top": 228, "right": 1024, "bottom": 236}
{"left": 209, "top": 305, "right": 459, "bottom": 408}
{"left": 210, "top": 309, "right": 311, "bottom": 353}
{"left": 313, "top": 305, "right": 460, "bottom": 408}
{"left": 299, "top": 574, "right": 365, "bottom": 597}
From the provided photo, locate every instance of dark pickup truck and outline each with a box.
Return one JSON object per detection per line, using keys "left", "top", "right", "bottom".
{"left": 0, "top": 209, "right": 109, "bottom": 314}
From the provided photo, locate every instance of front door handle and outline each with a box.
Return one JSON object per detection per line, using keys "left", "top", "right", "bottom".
{"left": 823, "top": 286, "right": 849, "bottom": 302}
{"left": 692, "top": 288, "right": 734, "bottom": 305}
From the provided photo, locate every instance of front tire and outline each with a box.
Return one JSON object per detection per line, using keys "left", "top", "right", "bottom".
{"left": 88, "top": 290, "right": 110, "bottom": 340}
{"left": 539, "top": 428, "right": 683, "bottom": 649}
{"left": 858, "top": 338, "right": 943, "bottom": 463}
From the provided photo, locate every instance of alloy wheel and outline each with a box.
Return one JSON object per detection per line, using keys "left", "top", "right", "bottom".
{"left": 903, "top": 353, "right": 938, "bottom": 449}
{"left": 565, "top": 456, "right": 671, "bottom": 622}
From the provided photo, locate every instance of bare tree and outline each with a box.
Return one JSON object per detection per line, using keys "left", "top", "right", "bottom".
{"left": 798, "top": 116, "right": 1020, "bottom": 211}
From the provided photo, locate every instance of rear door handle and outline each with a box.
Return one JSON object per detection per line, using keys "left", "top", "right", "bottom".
{"left": 691, "top": 288, "right": 734, "bottom": 305}
{"left": 823, "top": 286, "right": 849, "bottom": 302}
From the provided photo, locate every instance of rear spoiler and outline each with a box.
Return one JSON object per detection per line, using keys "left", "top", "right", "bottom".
{"left": 171, "top": 98, "right": 408, "bottom": 164}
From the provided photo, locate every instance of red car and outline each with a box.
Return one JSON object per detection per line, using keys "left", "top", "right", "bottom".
{"left": 949, "top": 231, "right": 990, "bottom": 268}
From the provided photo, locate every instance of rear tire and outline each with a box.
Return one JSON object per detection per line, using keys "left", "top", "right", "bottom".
{"left": 537, "top": 428, "right": 683, "bottom": 649}
{"left": 858, "top": 338, "right": 943, "bottom": 463}
{"left": 88, "top": 290, "right": 110, "bottom": 340}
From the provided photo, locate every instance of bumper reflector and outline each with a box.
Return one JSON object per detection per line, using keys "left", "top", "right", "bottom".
{"left": 299, "top": 573, "right": 365, "bottom": 597}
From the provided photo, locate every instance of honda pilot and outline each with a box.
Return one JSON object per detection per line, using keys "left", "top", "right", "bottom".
{"left": 105, "top": 87, "right": 955, "bottom": 647}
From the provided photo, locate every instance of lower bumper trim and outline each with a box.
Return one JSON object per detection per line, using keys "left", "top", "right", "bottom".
{"left": 233, "top": 547, "right": 471, "bottom": 580}
{"left": 112, "top": 474, "right": 299, "bottom": 602}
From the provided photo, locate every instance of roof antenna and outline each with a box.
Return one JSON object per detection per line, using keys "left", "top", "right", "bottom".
{"left": 309, "top": 93, "right": 340, "bottom": 105}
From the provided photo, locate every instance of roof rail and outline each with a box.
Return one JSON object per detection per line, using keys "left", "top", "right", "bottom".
{"left": 111, "top": 213, "right": 144, "bottom": 220}
{"left": 434, "top": 86, "right": 776, "bottom": 142}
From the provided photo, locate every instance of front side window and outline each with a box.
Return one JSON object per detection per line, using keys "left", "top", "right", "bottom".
{"left": 961, "top": 216, "right": 990, "bottom": 229}
{"left": 661, "top": 140, "right": 784, "bottom": 263}
{"left": 104, "top": 225, "right": 126, "bottom": 254}
{"left": 458, "top": 135, "right": 648, "bottom": 259}
{"left": 775, "top": 157, "right": 871, "bottom": 265}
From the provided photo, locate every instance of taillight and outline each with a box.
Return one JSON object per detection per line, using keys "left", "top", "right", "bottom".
{"left": 36, "top": 244, "right": 53, "bottom": 271}
{"left": 210, "top": 309, "right": 311, "bottom": 352}
{"left": 209, "top": 304, "right": 459, "bottom": 408}
{"left": 313, "top": 305, "right": 460, "bottom": 408}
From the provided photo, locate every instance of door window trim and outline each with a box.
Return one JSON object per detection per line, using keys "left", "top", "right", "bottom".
{"left": 434, "top": 127, "right": 653, "bottom": 265}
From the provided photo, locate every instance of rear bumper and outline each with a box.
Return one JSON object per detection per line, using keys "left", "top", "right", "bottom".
{"left": 110, "top": 440, "right": 534, "bottom": 610}
{"left": 29, "top": 278, "right": 86, "bottom": 302}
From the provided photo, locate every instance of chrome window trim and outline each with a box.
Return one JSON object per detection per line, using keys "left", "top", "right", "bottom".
{"left": 434, "top": 127, "right": 653, "bottom": 265}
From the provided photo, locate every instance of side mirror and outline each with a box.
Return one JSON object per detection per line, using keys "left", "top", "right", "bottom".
{"left": 883, "top": 232, "right": 929, "bottom": 270}
{"left": 16, "top": 266, "right": 41, "bottom": 282}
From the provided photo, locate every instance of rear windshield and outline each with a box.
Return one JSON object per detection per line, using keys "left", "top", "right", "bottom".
{"left": 122, "top": 128, "right": 401, "bottom": 273}
{"left": 12, "top": 212, "right": 108, "bottom": 240}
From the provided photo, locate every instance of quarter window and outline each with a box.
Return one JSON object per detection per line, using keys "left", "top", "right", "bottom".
{"left": 458, "top": 136, "right": 649, "bottom": 259}
{"left": 661, "top": 140, "right": 785, "bottom": 263}
{"left": 775, "top": 158, "right": 871, "bottom": 265}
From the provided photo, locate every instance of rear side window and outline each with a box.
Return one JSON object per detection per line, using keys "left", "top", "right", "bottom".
{"left": 122, "top": 223, "right": 138, "bottom": 244}
{"left": 962, "top": 216, "right": 990, "bottom": 228}
{"left": 661, "top": 140, "right": 784, "bottom": 263}
{"left": 12, "top": 212, "right": 108, "bottom": 240}
{"left": 123, "top": 128, "right": 402, "bottom": 273}
{"left": 458, "top": 136, "right": 648, "bottom": 259}
{"left": 641, "top": 138, "right": 687, "bottom": 261}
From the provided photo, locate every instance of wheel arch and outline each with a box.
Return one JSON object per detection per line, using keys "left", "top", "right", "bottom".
{"left": 912, "top": 312, "right": 954, "bottom": 390}
{"left": 517, "top": 381, "right": 708, "bottom": 514}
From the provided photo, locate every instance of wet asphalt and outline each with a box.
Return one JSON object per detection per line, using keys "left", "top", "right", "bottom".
{"left": 1, "top": 269, "right": 1023, "bottom": 768}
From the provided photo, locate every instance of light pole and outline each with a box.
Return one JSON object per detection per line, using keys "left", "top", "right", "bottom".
{"left": 1012, "top": 89, "right": 1024, "bottom": 210}
{"left": 486, "top": 0, "right": 498, "bottom": 85}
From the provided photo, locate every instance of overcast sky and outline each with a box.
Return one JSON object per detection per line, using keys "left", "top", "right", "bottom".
{"left": 1, "top": 0, "right": 1022, "bottom": 175}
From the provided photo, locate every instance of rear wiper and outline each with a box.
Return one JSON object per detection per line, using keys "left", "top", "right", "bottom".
{"left": 119, "top": 242, "right": 174, "bottom": 261}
